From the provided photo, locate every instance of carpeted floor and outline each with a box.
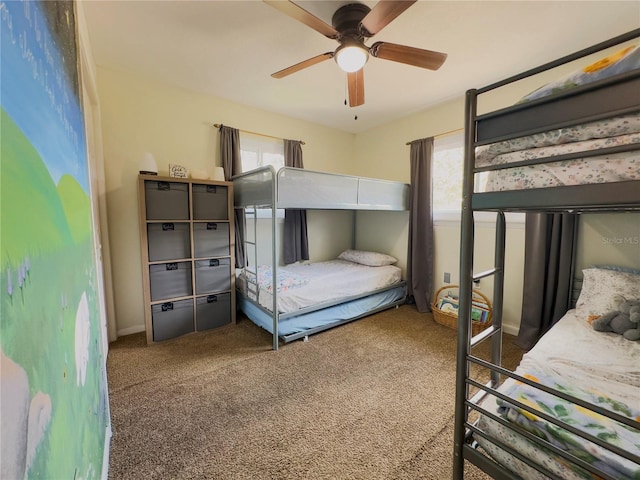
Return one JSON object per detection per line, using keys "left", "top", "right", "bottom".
{"left": 107, "top": 305, "right": 523, "bottom": 479}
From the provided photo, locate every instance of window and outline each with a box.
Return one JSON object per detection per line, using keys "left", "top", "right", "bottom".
{"left": 239, "top": 132, "right": 286, "bottom": 218}
{"left": 432, "top": 132, "right": 465, "bottom": 220}
{"left": 432, "top": 133, "right": 522, "bottom": 225}
{"left": 239, "top": 132, "right": 284, "bottom": 173}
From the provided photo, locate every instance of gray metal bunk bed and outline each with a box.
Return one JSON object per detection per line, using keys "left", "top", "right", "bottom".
{"left": 453, "top": 29, "right": 640, "bottom": 479}
{"left": 232, "top": 166, "right": 409, "bottom": 351}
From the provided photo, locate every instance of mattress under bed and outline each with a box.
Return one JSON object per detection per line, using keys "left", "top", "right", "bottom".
{"left": 236, "top": 259, "right": 405, "bottom": 340}
{"left": 238, "top": 285, "right": 405, "bottom": 338}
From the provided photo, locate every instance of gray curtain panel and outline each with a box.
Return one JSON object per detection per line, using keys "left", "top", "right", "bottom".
{"left": 516, "top": 212, "right": 576, "bottom": 350}
{"left": 218, "top": 125, "right": 247, "bottom": 268}
{"left": 407, "top": 137, "right": 434, "bottom": 313}
{"left": 283, "top": 139, "right": 309, "bottom": 264}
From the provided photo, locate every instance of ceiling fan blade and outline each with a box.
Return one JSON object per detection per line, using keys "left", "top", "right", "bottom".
{"left": 348, "top": 69, "right": 365, "bottom": 107}
{"left": 370, "top": 42, "right": 447, "bottom": 70}
{"left": 360, "top": 0, "right": 416, "bottom": 36}
{"left": 263, "top": 0, "right": 339, "bottom": 39}
{"left": 272, "top": 52, "right": 334, "bottom": 79}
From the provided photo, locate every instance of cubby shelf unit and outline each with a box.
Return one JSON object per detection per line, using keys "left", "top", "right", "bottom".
{"left": 138, "top": 174, "right": 236, "bottom": 344}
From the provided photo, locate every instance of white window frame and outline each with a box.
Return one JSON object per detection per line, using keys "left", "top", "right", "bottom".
{"left": 239, "top": 132, "right": 285, "bottom": 173}
{"left": 432, "top": 132, "right": 524, "bottom": 227}
{"left": 239, "top": 132, "right": 286, "bottom": 219}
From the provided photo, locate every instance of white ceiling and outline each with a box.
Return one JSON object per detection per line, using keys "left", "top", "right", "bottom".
{"left": 82, "top": 1, "right": 640, "bottom": 134}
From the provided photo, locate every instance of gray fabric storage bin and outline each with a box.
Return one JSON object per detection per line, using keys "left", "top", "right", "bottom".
{"left": 145, "top": 181, "right": 189, "bottom": 220}
{"left": 193, "top": 222, "right": 230, "bottom": 258}
{"left": 194, "top": 258, "right": 231, "bottom": 294}
{"left": 196, "top": 293, "right": 231, "bottom": 331}
{"left": 192, "top": 184, "right": 228, "bottom": 220}
{"left": 147, "top": 222, "right": 191, "bottom": 261}
{"left": 149, "top": 261, "right": 193, "bottom": 301}
{"left": 152, "top": 299, "right": 194, "bottom": 341}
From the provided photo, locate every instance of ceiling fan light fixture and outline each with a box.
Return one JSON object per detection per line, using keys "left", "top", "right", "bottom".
{"left": 335, "top": 43, "right": 369, "bottom": 73}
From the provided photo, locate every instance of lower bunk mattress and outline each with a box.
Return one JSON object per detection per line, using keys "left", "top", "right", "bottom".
{"left": 473, "top": 309, "right": 640, "bottom": 479}
{"left": 237, "top": 259, "right": 402, "bottom": 314}
{"left": 236, "top": 259, "right": 405, "bottom": 338}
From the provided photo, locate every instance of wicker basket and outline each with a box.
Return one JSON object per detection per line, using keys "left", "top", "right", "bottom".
{"left": 431, "top": 285, "right": 492, "bottom": 336}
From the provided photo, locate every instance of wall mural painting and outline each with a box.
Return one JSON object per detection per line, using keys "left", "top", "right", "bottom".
{"left": 0, "top": 1, "right": 109, "bottom": 478}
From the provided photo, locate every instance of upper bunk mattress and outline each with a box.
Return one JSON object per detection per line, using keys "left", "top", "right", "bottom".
{"left": 476, "top": 112, "right": 640, "bottom": 192}
{"left": 237, "top": 259, "right": 402, "bottom": 314}
{"left": 474, "top": 41, "right": 640, "bottom": 193}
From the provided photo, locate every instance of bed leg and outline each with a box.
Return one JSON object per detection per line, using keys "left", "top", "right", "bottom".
{"left": 303, "top": 336, "right": 309, "bottom": 342}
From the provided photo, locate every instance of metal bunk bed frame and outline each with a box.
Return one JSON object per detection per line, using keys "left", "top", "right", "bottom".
{"left": 453, "top": 29, "right": 640, "bottom": 479}
{"left": 233, "top": 166, "right": 410, "bottom": 351}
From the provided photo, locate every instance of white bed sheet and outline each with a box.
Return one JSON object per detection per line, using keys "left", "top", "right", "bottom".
{"left": 237, "top": 260, "right": 402, "bottom": 314}
{"left": 474, "top": 309, "right": 640, "bottom": 479}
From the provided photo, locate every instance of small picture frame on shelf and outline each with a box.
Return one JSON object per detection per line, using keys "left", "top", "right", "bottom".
{"left": 169, "top": 164, "right": 188, "bottom": 178}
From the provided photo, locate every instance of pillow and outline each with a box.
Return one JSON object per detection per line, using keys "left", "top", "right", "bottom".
{"left": 594, "top": 264, "right": 640, "bottom": 276}
{"left": 519, "top": 44, "right": 640, "bottom": 104}
{"left": 575, "top": 267, "right": 640, "bottom": 316}
{"left": 338, "top": 249, "right": 397, "bottom": 267}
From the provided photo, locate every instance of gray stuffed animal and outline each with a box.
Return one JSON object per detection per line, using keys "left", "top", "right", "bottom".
{"left": 591, "top": 296, "right": 640, "bottom": 341}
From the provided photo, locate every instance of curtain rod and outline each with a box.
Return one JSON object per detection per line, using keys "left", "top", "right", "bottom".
{"left": 213, "top": 123, "right": 305, "bottom": 145}
{"left": 406, "top": 127, "right": 462, "bottom": 145}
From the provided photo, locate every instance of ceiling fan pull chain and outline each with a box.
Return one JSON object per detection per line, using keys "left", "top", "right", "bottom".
{"left": 344, "top": 75, "right": 348, "bottom": 106}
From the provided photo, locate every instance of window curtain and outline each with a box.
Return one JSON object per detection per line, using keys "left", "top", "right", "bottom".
{"left": 407, "top": 137, "right": 435, "bottom": 313}
{"left": 282, "top": 139, "right": 309, "bottom": 264}
{"left": 515, "top": 213, "right": 576, "bottom": 350}
{"left": 218, "top": 125, "right": 246, "bottom": 268}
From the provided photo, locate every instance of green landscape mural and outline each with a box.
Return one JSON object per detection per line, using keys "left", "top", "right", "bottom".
{"left": 0, "top": 1, "right": 109, "bottom": 478}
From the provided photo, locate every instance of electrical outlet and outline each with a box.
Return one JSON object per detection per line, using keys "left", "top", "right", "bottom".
{"left": 444, "top": 272, "right": 451, "bottom": 283}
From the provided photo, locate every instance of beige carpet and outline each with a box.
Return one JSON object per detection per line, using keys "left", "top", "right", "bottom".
{"left": 107, "top": 305, "right": 523, "bottom": 479}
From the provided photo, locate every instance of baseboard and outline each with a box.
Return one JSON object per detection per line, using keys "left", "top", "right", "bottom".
{"left": 116, "top": 324, "right": 145, "bottom": 337}
{"left": 502, "top": 323, "right": 519, "bottom": 337}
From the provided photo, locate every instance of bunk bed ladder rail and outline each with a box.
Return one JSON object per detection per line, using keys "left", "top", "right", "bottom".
{"left": 454, "top": 88, "right": 508, "bottom": 480}
{"left": 232, "top": 165, "right": 280, "bottom": 351}
{"left": 271, "top": 171, "right": 279, "bottom": 351}
{"left": 243, "top": 208, "right": 259, "bottom": 301}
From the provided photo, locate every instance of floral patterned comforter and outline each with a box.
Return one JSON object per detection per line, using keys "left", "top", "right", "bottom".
{"left": 496, "top": 366, "right": 640, "bottom": 479}
{"left": 476, "top": 113, "right": 640, "bottom": 166}
{"left": 474, "top": 43, "right": 640, "bottom": 193}
{"left": 476, "top": 112, "right": 640, "bottom": 192}
{"left": 248, "top": 265, "right": 310, "bottom": 294}
{"left": 475, "top": 311, "right": 640, "bottom": 479}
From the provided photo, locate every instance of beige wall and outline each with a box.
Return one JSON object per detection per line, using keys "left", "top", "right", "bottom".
{"left": 98, "top": 67, "right": 355, "bottom": 335}
{"left": 577, "top": 213, "right": 640, "bottom": 273}
{"left": 352, "top": 94, "right": 528, "bottom": 333}
{"left": 350, "top": 55, "right": 639, "bottom": 334}
{"left": 99, "top": 50, "right": 640, "bottom": 337}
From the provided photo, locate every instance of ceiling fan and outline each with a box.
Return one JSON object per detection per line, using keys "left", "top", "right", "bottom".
{"left": 264, "top": 0, "right": 447, "bottom": 107}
